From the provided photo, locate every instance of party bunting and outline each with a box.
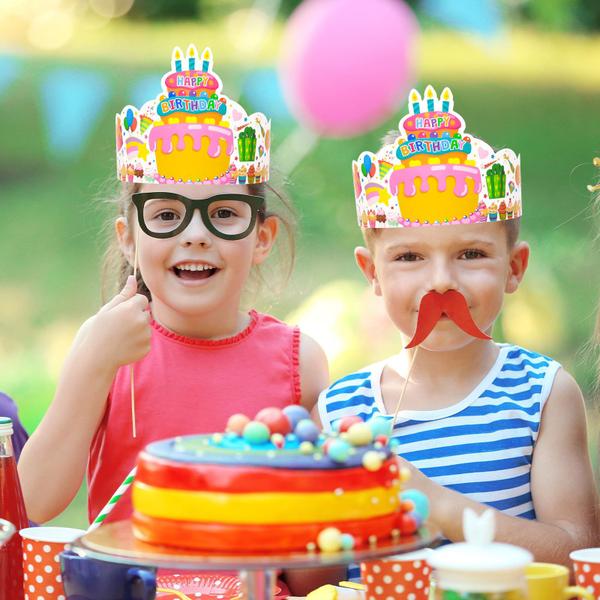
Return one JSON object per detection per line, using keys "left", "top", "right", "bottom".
{"left": 0, "top": 54, "right": 21, "bottom": 99}
{"left": 422, "top": 0, "right": 502, "bottom": 37}
{"left": 242, "top": 68, "right": 292, "bottom": 122}
{"left": 129, "top": 74, "right": 163, "bottom": 110}
{"left": 41, "top": 69, "right": 109, "bottom": 160}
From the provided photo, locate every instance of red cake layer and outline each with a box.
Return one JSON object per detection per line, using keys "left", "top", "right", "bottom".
{"left": 132, "top": 511, "right": 400, "bottom": 553}
{"left": 136, "top": 453, "right": 399, "bottom": 493}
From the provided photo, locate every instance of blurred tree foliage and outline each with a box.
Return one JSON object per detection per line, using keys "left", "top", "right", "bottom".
{"left": 570, "top": 0, "right": 600, "bottom": 30}
{"left": 125, "top": 0, "right": 600, "bottom": 31}
{"left": 128, "top": 0, "right": 201, "bottom": 20}
{"left": 520, "top": 0, "right": 600, "bottom": 30}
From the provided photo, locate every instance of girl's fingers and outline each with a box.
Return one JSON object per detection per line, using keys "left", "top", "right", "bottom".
{"left": 100, "top": 276, "right": 138, "bottom": 312}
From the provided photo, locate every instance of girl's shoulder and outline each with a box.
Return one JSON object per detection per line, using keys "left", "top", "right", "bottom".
{"left": 254, "top": 310, "right": 299, "bottom": 333}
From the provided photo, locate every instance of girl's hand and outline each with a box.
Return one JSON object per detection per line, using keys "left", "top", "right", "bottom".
{"left": 81, "top": 275, "right": 152, "bottom": 371}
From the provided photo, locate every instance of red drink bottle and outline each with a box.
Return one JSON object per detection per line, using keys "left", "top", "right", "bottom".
{"left": 0, "top": 417, "right": 28, "bottom": 599}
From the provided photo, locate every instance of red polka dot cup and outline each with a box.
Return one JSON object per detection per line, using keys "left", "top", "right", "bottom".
{"left": 20, "top": 526, "right": 85, "bottom": 600}
{"left": 571, "top": 548, "right": 600, "bottom": 599}
{"left": 361, "top": 549, "right": 431, "bottom": 600}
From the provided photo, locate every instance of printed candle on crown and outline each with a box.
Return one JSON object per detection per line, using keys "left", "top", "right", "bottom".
{"left": 116, "top": 45, "right": 270, "bottom": 185}
{"left": 353, "top": 85, "right": 522, "bottom": 228}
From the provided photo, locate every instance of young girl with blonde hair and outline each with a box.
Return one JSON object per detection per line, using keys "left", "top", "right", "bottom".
{"left": 18, "top": 46, "right": 328, "bottom": 534}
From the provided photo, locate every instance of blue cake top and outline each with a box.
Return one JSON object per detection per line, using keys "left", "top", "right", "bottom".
{"left": 143, "top": 406, "right": 397, "bottom": 470}
{"left": 145, "top": 431, "right": 397, "bottom": 470}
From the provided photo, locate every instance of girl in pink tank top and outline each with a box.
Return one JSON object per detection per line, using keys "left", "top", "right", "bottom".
{"left": 18, "top": 46, "right": 329, "bottom": 543}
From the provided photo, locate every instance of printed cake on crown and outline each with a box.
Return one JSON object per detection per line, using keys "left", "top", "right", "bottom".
{"left": 353, "top": 85, "right": 522, "bottom": 228}
{"left": 115, "top": 44, "right": 270, "bottom": 185}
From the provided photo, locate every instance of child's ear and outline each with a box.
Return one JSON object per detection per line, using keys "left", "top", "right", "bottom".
{"left": 505, "top": 241, "right": 530, "bottom": 294}
{"left": 355, "top": 246, "right": 382, "bottom": 296}
{"left": 252, "top": 215, "right": 278, "bottom": 265}
{"left": 115, "top": 217, "right": 134, "bottom": 266}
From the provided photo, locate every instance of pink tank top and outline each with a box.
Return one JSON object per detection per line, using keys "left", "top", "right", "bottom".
{"left": 87, "top": 310, "right": 301, "bottom": 524}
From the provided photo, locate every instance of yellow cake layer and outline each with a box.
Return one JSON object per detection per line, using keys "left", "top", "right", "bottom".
{"left": 133, "top": 481, "right": 400, "bottom": 524}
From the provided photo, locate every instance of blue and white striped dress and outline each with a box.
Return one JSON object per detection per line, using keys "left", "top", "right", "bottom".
{"left": 318, "top": 344, "right": 560, "bottom": 520}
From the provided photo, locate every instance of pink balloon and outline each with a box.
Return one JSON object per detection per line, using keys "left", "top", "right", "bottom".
{"left": 279, "top": 0, "right": 418, "bottom": 137}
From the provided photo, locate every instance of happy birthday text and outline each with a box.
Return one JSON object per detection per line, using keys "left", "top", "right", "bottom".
{"left": 397, "top": 138, "right": 471, "bottom": 160}
{"left": 158, "top": 97, "right": 227, "bottom": 117}
{"left": 164, "top": 74, "right": 215, "bottom": 89}
{"left": 414, "top": 116, "right": 453, "bottom": 129}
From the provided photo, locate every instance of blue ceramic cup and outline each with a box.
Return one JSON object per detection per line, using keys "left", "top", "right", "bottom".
{"left": 60, "top": 549, "right": 156, "bottom": 600}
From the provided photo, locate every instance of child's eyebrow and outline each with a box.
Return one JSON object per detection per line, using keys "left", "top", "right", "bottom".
{"left": 381, "top": 238, "right": 498, "bottom": 255}
{"left": 454, "top": 239, "right": 497, "bottom": 248}
{"left": 382, "top": 242, "right": 414, "bottom": 256}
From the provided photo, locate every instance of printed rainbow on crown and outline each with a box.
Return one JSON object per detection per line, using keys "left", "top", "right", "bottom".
{"left": 115, "top": 45, "right": 271, "bottom": 185}
{"left": 353, "top": 85, "right": 522, "bottom": 228}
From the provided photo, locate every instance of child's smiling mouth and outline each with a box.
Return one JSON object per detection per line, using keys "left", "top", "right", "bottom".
{"left": 171, "top": 262, "right": 220, "bottom": 281}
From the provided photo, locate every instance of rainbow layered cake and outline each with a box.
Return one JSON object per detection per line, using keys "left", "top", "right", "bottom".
{"left": 132, "top": 407, "right": 423, "bottom": 553}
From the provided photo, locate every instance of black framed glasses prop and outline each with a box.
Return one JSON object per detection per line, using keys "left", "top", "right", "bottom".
{"left": 132, "top": 192, "right": 265, "bottom": 240}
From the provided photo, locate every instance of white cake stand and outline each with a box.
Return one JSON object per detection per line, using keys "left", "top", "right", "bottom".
{"left": 70, "top": 520, "right": 441, "bottom": 600}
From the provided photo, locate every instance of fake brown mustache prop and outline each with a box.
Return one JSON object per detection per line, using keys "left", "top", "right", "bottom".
{"left": 405, "top": 290, "right": 492, "bottom": 349}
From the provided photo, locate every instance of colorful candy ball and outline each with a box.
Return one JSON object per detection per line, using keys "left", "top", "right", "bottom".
{"left": 368, "top": 416, "right": 393, "bottom": 438}
{"left": 336, "top": 415, "right": 363, "bottom": 433}
{"left": 255, "top": 407, "right": 292, "bottom": 436}
{"left": 242, "top": 421, "right": 270, "bottom": 444}
{"left": 374, "top": 434, "right": 389, "bottom": 446}
{"left": 362, "top": 450, "right": 384, "bottom": 471}
{"left": 282, "top": 405, "right": 311, "bottom": 428}
{"left": 299, "top": 441, "right": 315, "bottom": 454}
{"left": 295, "top": 418, "right": 320, "bottom": 443}
{"left": 340, "top": 533, "right": 355, "bottom": 551}
{"left": 399, "top": 465, "right": 412, "bottom": 483}
{"left": 327, "top": 439, "right": 352, "bottom": 463}
{"left": 271, "top": 433, "right": 285, "bottom": 448}
{"left": 317, "top": 527, "right": 343, "bottom": 552}
{"left": 411, "top": 511, "right": 423, "bottom": 529}
{"left": 226, "top": 413, "right": 250, "bottom": 436}
{"left": 398, "top": 512, "right": 419, "bottom": 535}
{"left": 401, "top": 489, "right": 430, "bottom": 521}
{"left": 346, "top": 422, "right": 373, "bottom": 446}
{"left": 321, "top": 438, "right": 333, "bottom": 455}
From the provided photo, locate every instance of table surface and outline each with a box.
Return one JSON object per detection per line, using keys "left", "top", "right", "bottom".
{"left": 72, "top": 520, "right": 441, "bottom": 571}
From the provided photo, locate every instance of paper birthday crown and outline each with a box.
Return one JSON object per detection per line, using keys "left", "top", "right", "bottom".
{"left": 115, "top": 45, "right": 270, "bottom": 185}
{"left": 353, "top": 85, "right": 521, "bottom": 228}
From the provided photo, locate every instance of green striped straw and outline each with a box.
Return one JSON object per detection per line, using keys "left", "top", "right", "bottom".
{"left": 87, "top": 466, "right": 137, "bottom": 533}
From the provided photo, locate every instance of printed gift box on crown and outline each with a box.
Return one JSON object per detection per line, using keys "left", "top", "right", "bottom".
{"left": 353, "top": 85, "right": 522, "bottom": 228}
{"left": 116, "top": 44, "right": 270, "bottom": 185}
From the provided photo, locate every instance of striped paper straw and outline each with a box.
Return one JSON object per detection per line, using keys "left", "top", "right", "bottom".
{"left": 87, "top": 466, "right": 137, "bottom": 533}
